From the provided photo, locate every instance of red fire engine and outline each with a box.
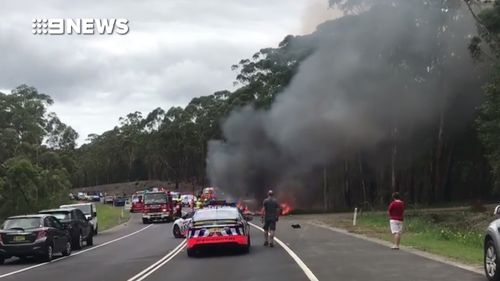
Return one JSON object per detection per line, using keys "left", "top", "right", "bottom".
{"left": 142, "top": 187, "right": 175, "bottom": 224}
{"left": 130, "top": 191, "right": 144, "bottom": 213}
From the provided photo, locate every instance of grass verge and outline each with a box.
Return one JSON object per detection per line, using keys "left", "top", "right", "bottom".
{"left": 96, "top": 203, "right": 130, "bottom": 231}
{"left": 315, "top": 208, "right": 491, "bottom": 266}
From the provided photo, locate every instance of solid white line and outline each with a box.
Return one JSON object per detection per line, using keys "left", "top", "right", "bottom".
{"left": 0, "top": 225, "right": 154, "bottom": 279}
{"left": 127, "top": 240, "right": 186, "bottom": 281}
{"left": 249, "top": 222, "right": 320, "bottom": 281}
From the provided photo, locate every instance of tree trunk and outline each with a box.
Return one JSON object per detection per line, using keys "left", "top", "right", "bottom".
{"left": 434, "top": 110, "right": 446, "bottom": 202}
{"left": 323, "top": 167, "right": 328, "bottom": 211}
{"left": 344, "top": 160, "right": 351, "bottom": 208}
{"left": 391, "top": 127, "right": 398, "bottom": 192}
{"left": 359, "top": 152, "right": 367, "bottom": 208}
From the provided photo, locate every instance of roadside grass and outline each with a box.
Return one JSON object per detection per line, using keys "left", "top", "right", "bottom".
{"left": 315, "top": 208, "right": 491, "bottom": 266}
{"left": 96, "top": 203, "right": 130, "bottom": 231}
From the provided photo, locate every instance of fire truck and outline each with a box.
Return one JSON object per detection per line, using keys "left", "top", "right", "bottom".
{"left": 142, "top": 188, "right": 175, "bottom": 224}
{"left": 130, "top": 191, "right": 144, "bottom": 213}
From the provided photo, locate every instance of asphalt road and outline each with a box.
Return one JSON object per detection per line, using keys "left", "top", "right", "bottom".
{"left": 0, "top": 213, "right": 485, "bottom": 281}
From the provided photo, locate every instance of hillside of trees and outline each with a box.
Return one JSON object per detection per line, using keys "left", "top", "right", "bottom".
{"left": 3, "top": 0, "right": 500, "bottom": 216}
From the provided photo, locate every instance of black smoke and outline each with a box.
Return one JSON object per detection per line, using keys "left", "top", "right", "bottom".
{"left": 207, "top": 1, "right": 486, "bottom": 205}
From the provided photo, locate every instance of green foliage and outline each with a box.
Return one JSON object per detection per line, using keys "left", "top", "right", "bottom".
{"left": 358, "top": 210, "right": 485, "bottom": 264}
{"left": 472, "top": 1, "right": 500, "bottom": 192}
{"left": 477, "top": 78, "right": 500, "bottom": 190}
{"left": 0, "top": 85, "right": 74, "bottom": 219}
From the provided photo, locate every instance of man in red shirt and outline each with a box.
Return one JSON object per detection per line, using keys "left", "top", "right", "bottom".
{"left": 388, "top": 192, "right": 405, "bottom": 250}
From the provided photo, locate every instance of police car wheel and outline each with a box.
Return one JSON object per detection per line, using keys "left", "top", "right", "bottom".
{"left": 173, "top": 225, "right": 182, "bottom": 238}
{"left": 187, "top": 249, "right": 195, "bottom": 257}
{"left": 142, "top": 218, "right": 149, "bottom": 224}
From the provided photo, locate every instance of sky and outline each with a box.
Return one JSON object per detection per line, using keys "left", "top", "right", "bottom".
{"left": 0, "top": 0, "right": 339, "bottom": 144}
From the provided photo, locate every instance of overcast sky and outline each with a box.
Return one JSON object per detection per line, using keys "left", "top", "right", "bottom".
{"left": 0, "top": 0, "right": 337, "bottom": 143}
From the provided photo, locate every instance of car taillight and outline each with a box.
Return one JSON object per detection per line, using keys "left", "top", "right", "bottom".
{"left": 162, "top": 208, "right": 167, "bottom": 212}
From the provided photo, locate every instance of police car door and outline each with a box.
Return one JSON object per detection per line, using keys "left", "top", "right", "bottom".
{"left": 181, "top": 211, "right": 195, "bottom": 236}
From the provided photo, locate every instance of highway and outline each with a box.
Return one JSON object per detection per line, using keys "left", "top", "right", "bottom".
{"left": 0, "top": 214, "right": 484, "bottom": 281}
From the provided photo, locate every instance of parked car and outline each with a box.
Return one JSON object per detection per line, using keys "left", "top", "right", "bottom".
{"left": 113, "top": 196, "right": 127, "bottom": 207}
{"left": 486, "top": 206, "right": 500, "bottom": 280}
{"left": 60, "top": 203, "right": 98, "bottom": 235}
{"left": 39, "top": 208, "right": 93, "bottom": 250}
{"left": 104, "top": 196, "right": 115, "bottom": 204}
{"left": 88, "top": 194, "right": 101, "bottom": 202}
{"left": 124, "top": 199, "right": 132, "bottom": 211}
{"left": 77, "top": 192, "right": 87, "bottom": 200}
{"left": 0, "top": 214, "right": 71, "bottom": 264}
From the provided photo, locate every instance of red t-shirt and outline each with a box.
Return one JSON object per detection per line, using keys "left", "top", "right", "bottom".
{"left": 388, "top": 200, "right": 405, "bottom": 221}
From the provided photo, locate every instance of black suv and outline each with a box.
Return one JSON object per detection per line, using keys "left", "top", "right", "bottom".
{"left": 0, "top": 214, "right": 71, "bottom": 264}
{"left": 39, "top": 208, "right": 93, "bottom": 250}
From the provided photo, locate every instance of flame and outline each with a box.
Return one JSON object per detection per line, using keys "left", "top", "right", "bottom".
{"left": 238, "top": 200, "right": 292, "bottom": 216}
{"left": 280, "top": 203, "right": 292, "bottom": 215}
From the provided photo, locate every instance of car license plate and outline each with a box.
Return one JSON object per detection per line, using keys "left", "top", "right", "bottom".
{"left": 210, "top": 228, "right": 222, "bottom": 233}
{"left": 14, "top": 236, "right": 26, "bottom": 242}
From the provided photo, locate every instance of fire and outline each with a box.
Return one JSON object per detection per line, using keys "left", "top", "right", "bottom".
{"left": 280, "top": 203, "right": 292, "bottom": 215}
{"left": 237, "top": 199, "right": 292, "bottom": 216}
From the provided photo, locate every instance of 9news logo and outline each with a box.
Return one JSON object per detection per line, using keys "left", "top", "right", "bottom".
{"left": 32, "top": 18, "right": 129, "bottom": 35}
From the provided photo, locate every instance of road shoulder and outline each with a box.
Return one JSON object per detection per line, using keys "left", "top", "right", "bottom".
{"left": 309, "top": 220, "right": 484, "bottom": 274}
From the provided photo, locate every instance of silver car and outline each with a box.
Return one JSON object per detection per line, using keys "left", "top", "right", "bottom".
{"left": 485, "top": 206, "right": 500, "bottom": 280}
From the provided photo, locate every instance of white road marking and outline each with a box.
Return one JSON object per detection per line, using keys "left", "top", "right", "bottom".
{"left": 0, "top": 225, "right": 154, "bottom": 279}
{"left": 127, "top": 240, "right": 186, "bottom": 281}
{"left": 249, "top": 222, "right": 320, "bottom": 281}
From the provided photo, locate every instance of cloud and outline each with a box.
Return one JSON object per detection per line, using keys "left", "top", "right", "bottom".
{"left": 0, "top": 0, "right": 318, "bottom": 142}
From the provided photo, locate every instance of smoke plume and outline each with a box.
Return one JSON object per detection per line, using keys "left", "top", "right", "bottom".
{"left": 207, "top": 1, "right": 485, "bottom": 204}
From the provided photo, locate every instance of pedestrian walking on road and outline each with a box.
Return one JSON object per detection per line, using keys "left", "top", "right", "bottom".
{"left": 388, "top": 192, "right": 405, "bottom": 250}
{"left": 262, "top": 190, "right": 280, "bottom": 248}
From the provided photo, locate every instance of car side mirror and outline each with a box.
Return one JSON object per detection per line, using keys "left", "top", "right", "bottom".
{"left": 494, "top": 205, "right": 500, "bottom": 216}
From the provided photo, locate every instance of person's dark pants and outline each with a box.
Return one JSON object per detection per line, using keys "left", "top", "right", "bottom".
{"left": 263, "top": 219, "right": 277, "bottom": 231}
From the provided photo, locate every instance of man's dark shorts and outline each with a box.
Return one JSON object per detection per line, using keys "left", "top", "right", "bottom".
{"left": 263, "top": 218, "right": 277, "bottom": 231}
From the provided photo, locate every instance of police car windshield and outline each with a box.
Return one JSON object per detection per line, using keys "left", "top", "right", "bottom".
{"left": 144, "top": 193, "right": 167, "bottom": 204}
{"left": 193, "top": 208, "right": 239, "bottom": 221}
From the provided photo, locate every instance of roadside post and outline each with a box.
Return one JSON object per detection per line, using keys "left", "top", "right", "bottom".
{"left": 353, "top": 207, "right": 358, "bottom": 226}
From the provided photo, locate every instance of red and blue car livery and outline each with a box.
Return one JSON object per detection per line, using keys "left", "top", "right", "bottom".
{"left": 186, "top": 206, "right": 251, "bottom": 257}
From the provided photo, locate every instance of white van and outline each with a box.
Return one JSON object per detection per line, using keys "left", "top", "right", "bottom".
{"left": 60, "top": 203, "right": 98, "bottom": 235}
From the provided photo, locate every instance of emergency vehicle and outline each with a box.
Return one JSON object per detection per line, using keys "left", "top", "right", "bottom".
{"left": 130, "top": 191, "right": 144, "bottom": 213}
{"left": 200, "top": 187, "right": 217, "bottom": 201}
{"left": 172, "top": 210, "right": 195, "bottom": 238}
{"left": 186, "top": 203, "right": 252, "bottom": 257}
{"left": 142, "top": 188, "right": 175, "bottom": 223}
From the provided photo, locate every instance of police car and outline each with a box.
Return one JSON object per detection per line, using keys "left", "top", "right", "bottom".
{"left": 186, "top": 205, "right": 252, "bottom": 257}
{"left": 172, "top": 210, "right": 195, "bottom": 238}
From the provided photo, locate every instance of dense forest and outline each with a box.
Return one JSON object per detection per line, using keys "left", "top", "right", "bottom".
{"left": 2, "top": 0, "right": 500, "bottom": 216}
